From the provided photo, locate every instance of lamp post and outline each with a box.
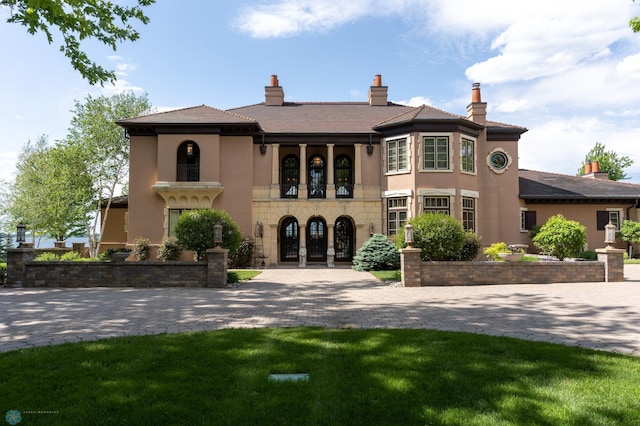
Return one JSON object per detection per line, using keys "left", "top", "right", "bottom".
{"left": 16, "top": 222, "right": 26, "bottom": 248}
{"left": 604, "top": 221, "right": 616, "bottom": 248}
{"left": 404, "top": 223, "right": 414, "bottom": 248}
{"left": 213, "top": 223, "right": 223, "bottom": 248}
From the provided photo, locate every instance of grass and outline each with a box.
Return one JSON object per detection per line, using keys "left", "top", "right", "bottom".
{"left": 1, "top": 328, "right": 639, "bottom": 425}
{"left": 227, "top": 269, "right": 261, "bottom": 283}
{"left": 625, "top": 258, "right": 640, "bottom": 264}
{"left": 369, "top": 269, "right": 401, "bottom": 282}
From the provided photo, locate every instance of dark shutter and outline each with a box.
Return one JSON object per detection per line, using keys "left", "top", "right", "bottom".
{"left": 524, "top": 211, "right": 537, "bottom": 230}
{"left": 596, "top": 211, "right": 609, "bottom": 230}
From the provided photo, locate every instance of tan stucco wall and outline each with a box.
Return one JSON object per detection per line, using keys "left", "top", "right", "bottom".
{"left": 100, "top": 208, "right": 127, "bottom": 244}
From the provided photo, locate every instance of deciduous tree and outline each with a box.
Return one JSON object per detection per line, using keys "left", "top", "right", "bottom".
{"left": 577, "top": 142, "right": 634, "bottom": 181}
{"left": 65, "top": 91, "right": 153, "bottom": 257}
{"left": 532, "top": 214, "right": 586, "bottom": 261}
{"left": 2, "top": 0, "right": 155, "bottom": 85}
{"left": 174, "top": 209, "right": 242, "bottom": 261}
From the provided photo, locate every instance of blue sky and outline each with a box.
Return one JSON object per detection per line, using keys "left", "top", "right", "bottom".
{"left": 1, "top": 0, "right": 640, "bottom": 182}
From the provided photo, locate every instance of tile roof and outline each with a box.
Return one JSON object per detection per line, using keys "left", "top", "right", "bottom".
{"left": 519, "top": 169, "right": 640, "bottom": 200}
{"left": 117, "top": 105, "right": 257, "bottom": 125}
{"left": 227, "top": 102, "right": 414, "bottom": 133}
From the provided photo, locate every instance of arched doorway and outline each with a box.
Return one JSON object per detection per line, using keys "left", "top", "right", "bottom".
{"left": 307, "top": 217, "right": 327, "bottom": 262}
{"left": 280, "top": 217, "right": 299, "bottom": 262}
{"left": 334, "top": 217, "right": 354, "bottom": 262}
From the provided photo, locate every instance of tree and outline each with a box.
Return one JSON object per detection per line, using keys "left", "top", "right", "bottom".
{"left": 352, "top": 234, "right": 400, "bottom": 271}
{"left": 65, "top": 91, "right": 152, "bottom": 257}
{"left": 631, "top": 0, "right": 640, "bottom": 32}
{"left": 532, "top": 214, "right": 586, "bottom": 261}
{"left": 174, "top": 209, "right": 242, "bottom": 261}
{"left": 577, "top": 142, "right": 634, "bottom": 181}
{"left": 2, "top": 0, "right": 155, "bottom": 85}
{"left": 7, "top": 136, "right": 92, "bottom": 242}
{"left": 618, "top": 220, "right": 640, "bottom": 256}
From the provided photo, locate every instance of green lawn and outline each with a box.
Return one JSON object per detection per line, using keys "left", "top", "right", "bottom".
{"left": 1, "top": 328, "right": 639, "bottom": 425}
{"left": 227, "top": 269, "right": 262, "bottom": 283}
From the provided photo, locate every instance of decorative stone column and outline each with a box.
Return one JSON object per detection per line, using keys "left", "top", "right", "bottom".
{"left": 206, "top": 247, "right": 228, "bottom": 288}
{"left": 270, "top": 143, "right": 280, "bottom": 198}
{"left": 596, "top": 246, "right": 625, "bottom": 282}
{"left": 400, "top": 248, "right": 422, "bottom": 287}
{"left": 7, "top": 248, "right": 34, "bottom": 288}
{"left": 354, "top": 143, "right": 364, "bottom": 198}
{"left": 326, "top": 144, "right": 335, "bottom": 198}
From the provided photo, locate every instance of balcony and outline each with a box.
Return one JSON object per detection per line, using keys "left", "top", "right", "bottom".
{"left": 177, "top": 164, "right": 200, "bottom": 182}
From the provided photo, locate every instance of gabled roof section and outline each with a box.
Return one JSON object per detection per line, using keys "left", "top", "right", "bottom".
{"left": 227, "top": 102, "right": 412, "bottom": 134}
{"left": 519, "top": 169, "right": 640, "bottom": 202}
{"left": 117, "top": 105, "right": 258, "bottom": 126}
{"left": 373, "top": 104, "right": 474, "bottom": 129}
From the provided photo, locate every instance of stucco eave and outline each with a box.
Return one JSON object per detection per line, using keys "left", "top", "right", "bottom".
{"left": 152, "top": 181, "right": 224, "bottom": 209}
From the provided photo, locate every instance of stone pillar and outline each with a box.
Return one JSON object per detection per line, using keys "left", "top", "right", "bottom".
{"left": 326, "top": 144, "right": 335, "bottom": 198}
{"left": 354, "top": 143, "right": 364, "bottom": 198}
{"left": 596, "top": 247, "right": 625, "bottom": 282}
{"left": 7, "top": 248, "right": 34, "bottom": 288}
{"left": 270, "top": 143, "right": 280, "bottom": 198}
{"left": 400, "top": 248, "right": 422, "bottom": 287}
{"left": 206, "top": 247, "right": 229, "bottom": 288}
{"left": 299, "top": 144, "right": 308, "bottom": 198}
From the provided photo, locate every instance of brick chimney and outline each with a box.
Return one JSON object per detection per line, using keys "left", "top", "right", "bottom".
{"left": 368, "top": 74, "right": 388, "bottom": 106}
{"left": 265, "top": 74, "right": 284, "bottom": 106}
{"left": 581, "top": 160, "right": 610, "bottom": 179}
{"left": 466, "top": 82, "right": 487, "bottom": 125}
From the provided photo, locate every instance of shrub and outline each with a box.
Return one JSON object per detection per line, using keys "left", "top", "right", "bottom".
{"left": 132, "top": 237, "right": 151, "bottom": 261}
{"left": 456, "top": 231, "right": 481, "bottom": 261}
{"left": 619, "top": 220, "right": 640, "bottom": 246}
{"left": 578, "top": 250, "right": 597, "bottom": 260}
{"left": 0, "top": 262, "right": 6, "bottom": 285}
{"left": 229, "top": 237, "right": 254, "bottom": 268}
{"left": 532, "top": 214, "right": 586, "bottom": 261}
{"left": 174, "top": 209, "right": 243, "bottom": 261}
{"left": 483, "top": 242, "right": 523, "bottom": 261}
{"left": 35, "top": 252, "right": 61, "bottom": 261}
{"left": 408, "top": 213, "right": 466, "bottom": 261}
{"left": 157, "top": 237, "right": 183, "bottom": 261}
{"left": 60, "top": 251, "right": 82, "bottom": 261}
{"left": 99, "top": 248, "right": 132, "bottom": 261}
{"left": 352, "top": 234, "right": 400, "bottom": 271}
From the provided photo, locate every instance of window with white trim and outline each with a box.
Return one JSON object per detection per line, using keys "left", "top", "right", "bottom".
{"left": 423, "top": 136, "right": 449, "bottom": 170}
{"left": 387, "top": 198, "right": 407, "bottom": 235}
{"left": 462, "top": 197, "right": 475, "bottom": 231}
{"left": 387, "top": 137, "right": 408, "bottom": 173}
{"left": 423, "top": 196, "right": 450, "bottom": 215}
{"left": 168, "top": 209, "right": 191, "bottom": 237}
{"left": 597, "top": 210, "right": 621, "bottom": 230}
{"left": 461, "top": 138, "right": 475, "bottom": 173}
{"left": 520, "top": 209, "right": 537, "bottom": 231}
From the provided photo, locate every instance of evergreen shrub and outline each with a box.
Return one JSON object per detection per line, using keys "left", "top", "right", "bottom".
{"left": 132, "top": 237, "right": 151, "bottom": 261}
{"left": 157, "top": 237, "right": 183, "bottom": 261}
{"left": 352, "top": 234, "right": 400, "bottom": 271}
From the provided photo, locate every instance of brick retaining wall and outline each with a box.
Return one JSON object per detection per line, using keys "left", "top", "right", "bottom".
{"left": 419, "top": 261, "right": 605, "bottom": 286}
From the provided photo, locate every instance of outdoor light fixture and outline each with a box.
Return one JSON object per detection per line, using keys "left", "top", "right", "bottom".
{"left": 16, "top": 222, "right": 26, "bottom": 246}
{"left": 213, "top": 223, "right": 223, "bottom": 247}
{"left": 260, "top": 134, "right": 267, "bottom": 155}
{"left": 367, "top": 135, "right": 374, "bottom": 155}
{"left": 604, "top": 221, "right": 616, "bottom": 247}
{"left": 186, "top": 143, "right": 194, "bottom": 158}
{"left": 404, "top": 223, "right": 414, "bottom": 248}
{"left": 255, "top": 221, "right": 264, "bottom": 239}
{"left": 369, "top": 222, "right": 374, "bottom": 237}
{"left": 312, "top": 155, "right": 322, "bottom": 168}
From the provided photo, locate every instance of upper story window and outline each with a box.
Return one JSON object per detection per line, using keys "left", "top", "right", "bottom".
{"left": 387, "top": 137, "right": 408, "bottom": 173}
{"left": 424, "top": 196, "right": 450, "bottom": 215}
{"left": 177, "top": 141, "right": 200, "bottom": 182}
{"left": 423, "top": 136, "right": 449, "bottom": 170}
{"left": 335, "top": 155, "right": 353, "bottom": 198}
{"left": 309, "top": 155, "right": 326, "bottom": 199}
{"left": 281, "top": 155, "right": 299, "bottom": 198}
{"left": 461, "top": 138, "right": 475, "bottom": 173}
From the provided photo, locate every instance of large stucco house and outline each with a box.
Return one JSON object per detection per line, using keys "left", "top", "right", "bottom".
{"left": 108, "top": 75, "right": 640, "bottom": 265}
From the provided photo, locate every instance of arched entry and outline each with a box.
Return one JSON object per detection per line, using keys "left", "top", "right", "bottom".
{"left": 307, "top": 217, "right": 327, "bottom": 262}
{"left": 177, "top": 141, "right": 200, "bottom": 181}
{"left": 334, "top": 216, "right": 354, "bottom": 262}
{"left": 280, "top": 217, "right": 299, "bottom": 262}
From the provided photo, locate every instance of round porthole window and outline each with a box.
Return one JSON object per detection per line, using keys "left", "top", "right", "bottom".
{"left": 487, "top": 149, "right": 512, "bottom": 174}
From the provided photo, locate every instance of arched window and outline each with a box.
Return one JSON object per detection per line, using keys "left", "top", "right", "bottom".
{"left": 308, "top": 154, "right": 325, "bottom": 199}
{"left": 281, "top": 155, "right": 299, "bottom": 198}
{"left": 335, "top": 155, "right": 352, "bottom": 198}
{"left": 177, "top": 141, "right": 200, "bottom": 182}
{"left": 307, "top": 217, "right": 327, "bottom": 261}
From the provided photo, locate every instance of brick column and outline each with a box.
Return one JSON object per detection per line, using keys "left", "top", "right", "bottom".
{"left": 596, "top": 247, "right": 625, "bottom": 282}
{"left": 400, "top": 248, "right": 422, "bottom": 287}
{"left": 206, "top": 248, "right": 228, "bottom": 288}
{"left": 7, "top": 248, "right": 34, "bottom": 288}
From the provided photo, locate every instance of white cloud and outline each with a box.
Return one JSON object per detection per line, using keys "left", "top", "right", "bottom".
{"left": 395, "top": 96, "right": 433, "bottom": 107}
{"left": 616, "top": 53, "right": 640, "bottom": 77}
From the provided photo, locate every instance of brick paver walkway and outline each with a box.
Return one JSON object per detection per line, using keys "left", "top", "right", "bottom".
{"left": 1, "top": 265, "right": 639, "bottom": 355}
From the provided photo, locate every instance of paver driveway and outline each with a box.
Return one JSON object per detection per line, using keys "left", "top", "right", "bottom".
{"left": 1, "top": 265, "right": 640, "bottom": 354}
